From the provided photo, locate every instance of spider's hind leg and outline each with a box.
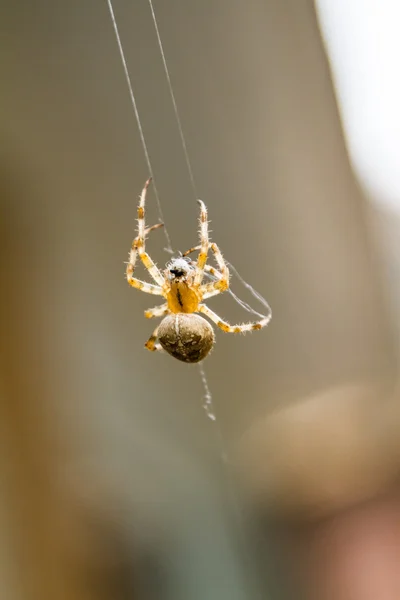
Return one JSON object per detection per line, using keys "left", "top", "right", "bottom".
{"left": 144, "top": 325, "right": 163, "bottom": 352}
{"left": 198, "top": 303, "right": 271, "bottom": 333}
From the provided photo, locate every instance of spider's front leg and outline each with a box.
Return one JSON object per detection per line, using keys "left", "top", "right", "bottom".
{"left": 126, "top": 253, "right": 164, "bottom": 294}
{"left": 194, "top": 199, "right": 209, "bottom": 286}
{"left": 200, "top": 242, "right": 230, "bottom": 299}
{"left": 126, "top": 244, "right": 164, "bottom": 295}
{"left": 129, "top": 178, "right": 165, "bottom": 287}
{"left": 183, "top": 242, "right": 229, "bottom": 299}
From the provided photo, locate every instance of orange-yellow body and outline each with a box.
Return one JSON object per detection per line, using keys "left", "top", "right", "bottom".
{"left": 166, "top": 281, "right": 201, "bottom": 314}
{"left": 126, "top": 178, "right": 271, "bottom": 360}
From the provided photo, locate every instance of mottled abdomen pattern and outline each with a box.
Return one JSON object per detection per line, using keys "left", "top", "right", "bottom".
{"left": 158, "top": 314, "right": 215, "bottom": 363}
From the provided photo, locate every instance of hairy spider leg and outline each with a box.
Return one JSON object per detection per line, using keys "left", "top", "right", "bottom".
{"left": 198, "top": 303, "right": 271, "bottom": 333}
{"left": 144, "top": 324, "right": 163, "bottom": 352}
{"left": 126, "top": 178, "right": 165, "bottom": 293}
{"left": 183, "top": 243, "right": 229, "bottom": 299}
{"left": 194, "top": 200, "right": 209, "bottom": 286}
{"left": 200, "top": 242, "right": 229, "bottom": 296}
{"left": 129, "top": 177, "right": 165, "bottom": 287}
{"left": 144, "top": 303, "right": 168, "bottom": 319}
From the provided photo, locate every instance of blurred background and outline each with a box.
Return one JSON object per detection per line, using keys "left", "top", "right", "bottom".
{"left": 1, "top": 0, "right": 400, "bottom": 598}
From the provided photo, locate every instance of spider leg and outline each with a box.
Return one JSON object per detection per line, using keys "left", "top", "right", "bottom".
{"left": 199, "top": 242, "right": 229, "bottom": 299}
{"left": 126, "top": 242, "right": 163, "bottom": 296}
{"left": 185, "top": 258, "right": 222, "bottom": 282}
{"left": 201, "top": 282, "right": 223, "bottom": 300}
{"left": 144, "top": 222, "right": 164, "bottom": 236}
{"left": 144, "top": 303, "right": 168, "bottom": 319}
{"left": 126, "top": 268, "right": 163, "bottom": 295}
{"left": 184, "top": 242, "right": 229, "bottom": 298}
{"left": 184, "top": 259, "right": 223, "bottom": 300}
{"left": 128, "top": 178, "right": 165, "bottom": 287}
{"left": 181, "top": 245, "right": 200, "bottom": 258}
{"left": 194, "top": 200, "right": 209, "bottom": 286}
{"left": 198, "top": 303, "right": 271, "bottom": 333}
{"left": 203, "top": 263, "right": 223, "bottom": 278}
{"left": 144, "top": 324, "right": 163, "bottom": 352}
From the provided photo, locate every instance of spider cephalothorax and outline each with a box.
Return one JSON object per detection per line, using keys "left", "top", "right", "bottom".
{"left": 126, "top": 178, "right": 270, "bottom": 363}
{"left": 165, "top": 257, "right": 193, "bottom": 281}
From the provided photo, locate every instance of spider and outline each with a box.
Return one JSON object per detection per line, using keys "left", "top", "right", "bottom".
{"left": 126, "top": 177, "right": 271, "bottom": 363}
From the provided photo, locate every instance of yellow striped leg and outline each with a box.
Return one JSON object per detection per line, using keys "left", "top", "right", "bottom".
{"left": 183, "top": 262, "right": 223, "bottom": 300}
{"left": 200, "top": 242, "right": 229, "bottom": 298}
{"left": 127, "top": 221, "right": 162, "bottom": 282}
{"left": 134, "top": 240, "right": 165, "bottom": 286}
{"left": 144, "top": 303, "right": 168, "bottom": 319}
{"left": 194, "top": 199, "right": 209, "bottom": 286}
{"left": 198, "top": 303, "right": 271, "bottom": 333}
{"left": 181, "top": 245, "right": 200, "bottom": 258}
{"left": 126, "top": 224, "right": 165, "bottom": 292}
{"left": 144, "top": 325, "right": 163, "bottom": 352}
{"left": 126, "top": 260, "right": 163, "bottom": 295}
{"left": 130, "top": 178, "right": 165, "bottom": 286}
{"left": 137, "top": 177, "right": 151, "bottom": 239}
{"left": 183, "top": 242, "right": 228, "bottom": 298}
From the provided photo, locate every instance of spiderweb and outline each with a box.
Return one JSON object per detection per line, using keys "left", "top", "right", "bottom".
{"left": 106, "top": 0, "right": 271, "bottom": 425}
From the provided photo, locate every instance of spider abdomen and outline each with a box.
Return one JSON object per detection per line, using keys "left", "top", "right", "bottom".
{"left": 158, "top": 314, "right": 215, "bottom": 363}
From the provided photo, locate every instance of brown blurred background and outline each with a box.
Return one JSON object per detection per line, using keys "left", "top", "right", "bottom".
{"left": 1, "top": 1, "right": 400, "bottom": 599}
